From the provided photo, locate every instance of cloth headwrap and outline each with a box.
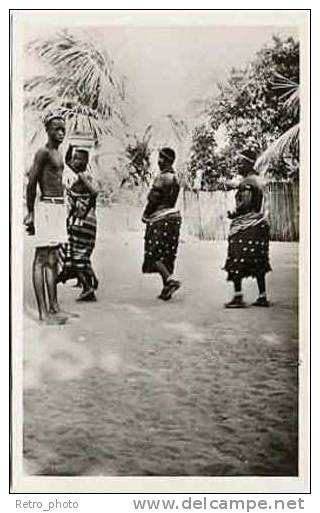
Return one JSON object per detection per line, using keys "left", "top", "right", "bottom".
{"left": 159, "top": 147, "right": 175, "bottom": 164}
{"left": 42, "top": 109, "right": 65, "bottom": 129}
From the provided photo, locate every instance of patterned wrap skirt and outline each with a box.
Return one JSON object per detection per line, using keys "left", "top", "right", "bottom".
{"left": 142, "top": 211, "right": 182, "bottom": 275}
{"left": 224, "top": 213, "right": 271, "bottom": 281}
{"left": 58, "top": 193, "right": 97, "bottom": 282}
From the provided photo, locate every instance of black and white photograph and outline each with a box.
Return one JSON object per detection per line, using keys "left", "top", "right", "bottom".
{"left": 10, "top": 10, "right": 310, "bottom": 493}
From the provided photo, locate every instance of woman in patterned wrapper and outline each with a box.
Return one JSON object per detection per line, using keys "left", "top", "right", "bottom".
{"left": 142, "top": 147, "right": 182, "bottom": 301}
{"left": 58, "top": 145, "right": 99, "bottom": 302}
{"left": 224, "top": 163, "right": 272, "bottom": 308}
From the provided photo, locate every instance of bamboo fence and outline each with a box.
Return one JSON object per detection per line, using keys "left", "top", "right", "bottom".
{"left": 181, "top": 181, "right": 299, "bottom": 242}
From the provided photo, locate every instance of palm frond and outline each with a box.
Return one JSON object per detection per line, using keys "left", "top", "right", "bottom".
{"left": 270, "top": 71, "right": 298, "bottom": 89}
{"left": 269, "top": 71, "right": 299, "bottom": 117}
{"left": 283, "top": 86, "right": 300, "bottom": 118}
{"left": 26, "top": 30, "right": 125, "bottom": 120}
{"left": 142, "top": 124, "right": 153, "bottom": 143}
{"left": 254, "top": 123, "right": 299, "bottom": 173}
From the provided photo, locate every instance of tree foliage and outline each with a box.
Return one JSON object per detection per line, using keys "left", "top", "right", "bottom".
{"left": 24, "top": 30, "right": 126, "bottom": 146}
{"left": 188, "top": 36, "right": 299, "bottom": 188}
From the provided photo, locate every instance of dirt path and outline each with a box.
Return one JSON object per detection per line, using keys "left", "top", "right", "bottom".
{"left": 23, "top": 230, "right": 298, "bottom": 476}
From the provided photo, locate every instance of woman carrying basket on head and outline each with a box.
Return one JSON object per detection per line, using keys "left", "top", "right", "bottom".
{"left": 58, "top": 144, "right": 99, "bottom": 302}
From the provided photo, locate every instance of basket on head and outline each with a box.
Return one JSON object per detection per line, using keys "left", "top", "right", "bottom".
{"left": 69, "top": 132, "right": 95, "bottom": 152}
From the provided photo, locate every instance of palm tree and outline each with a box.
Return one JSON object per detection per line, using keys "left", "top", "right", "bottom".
{"left": 24, "top": 29, "right": 127, "bottom": 151}
{"left": 254, "top": 72, "right": 299, "bottom": 175}
{"left": 120, "top": 125, "right": 153, "bottom": 187}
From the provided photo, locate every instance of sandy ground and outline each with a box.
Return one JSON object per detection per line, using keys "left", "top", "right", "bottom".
{"left": 23, "top": 221, "right": 298, "bottom": 477}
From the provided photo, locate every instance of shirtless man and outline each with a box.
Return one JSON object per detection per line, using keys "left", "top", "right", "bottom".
{"left": 24, "top": 113, "right": 69, "bottom": 325}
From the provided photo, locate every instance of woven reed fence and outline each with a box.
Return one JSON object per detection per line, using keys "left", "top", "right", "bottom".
{"left": 181, "top": 181, "right": 299, "bottom": 242}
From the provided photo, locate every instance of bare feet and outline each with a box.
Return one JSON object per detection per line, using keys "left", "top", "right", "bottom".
{"left": 41, "top": 312, "right": 68, "bottom": 325}
{"left": 59, "top": 310, "right": 80, "bottom": 318}
{"left": 49, "top": 306, "right": 79, "bottom": 318}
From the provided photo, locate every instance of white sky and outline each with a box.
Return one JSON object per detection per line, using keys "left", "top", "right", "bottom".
{"left": 23, "top": 23, "right": 298, "bottom": 137}
{"left": 99, "top": 26, "right": 297, "bottom": 124}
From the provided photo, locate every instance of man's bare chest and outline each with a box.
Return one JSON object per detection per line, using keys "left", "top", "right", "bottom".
{"left": 47, "top": 150, "right": 64, "bottom": 171}
{"left": 40, "top": 150, "right": 64, "bottom": 190}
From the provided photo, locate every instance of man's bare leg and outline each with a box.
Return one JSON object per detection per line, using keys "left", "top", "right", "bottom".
{"left": 32, "top": 248, "right": 48, "bottom": 320}
{"left": 45, "top": 248, "right": 59, "bottom": 313}
{"left": 46, "top": 248, "right": 80, "bottom": 317}
{"left": 44, "top": 247, "right": 68, "bottom": 324}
